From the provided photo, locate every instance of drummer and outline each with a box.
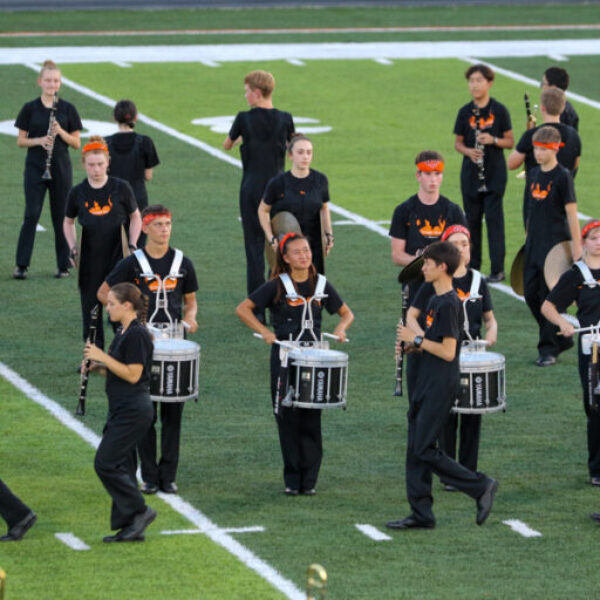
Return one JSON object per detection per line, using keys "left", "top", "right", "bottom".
{"left": 97, "top": 204, "right": 199, "bottom": 495}
{"left": 407, "top": 224, "right": 498, "bottom": 486}
{"left": 542, "top": 220, "right": 600, "bottom": 487}
{"left": 236, "top": 233, "right": 353, "bottom": 495}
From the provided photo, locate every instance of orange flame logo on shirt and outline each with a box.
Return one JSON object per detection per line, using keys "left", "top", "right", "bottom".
{"left": 531, "top": 182, "right": 552, "bottom": 200}
{"left": 425, "top": 310, "right": 434, "bottom": 329}
{"left": 418, "top": 218, "right": 447, "bottom": 239}
{"left": 469, "top": 112, "right": 495, "bottom": 130}
{"left": 287, "top": 297, "right": 321, "bottom": 307}
{"left": 85, "top": 195, "right": 113, "bottom": 216}
{"left": 456, "top": 288, "right": 470, "bottom": 301}
{"left": 145, "top": 276, "right": 178, "bottom": 293}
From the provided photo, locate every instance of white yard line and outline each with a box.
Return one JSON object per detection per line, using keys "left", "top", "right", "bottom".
{"left": 503, "top": 519, "right": 543, "bottom": 538}
{"left": 161, "top": 526, "right": 265, "bottom": 535}
{"left": 355, "top": 524, "right": 392, "bottom": 541}
{"left": 0, "top": 362, "right": 304, "bottom": 600}
{"left": 55, "top": 532, "right": 91, "bottom": 550}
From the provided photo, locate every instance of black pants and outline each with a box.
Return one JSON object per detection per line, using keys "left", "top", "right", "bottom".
{"left": 16, "top": 162, "right": 71, "bottom": 271}
{"left": 578, "top": 349, "right": 600, "bottom": 478}
{"left": 240, "top": 187, "right": 267, "bottom": 297}
{"left": 462, "top": 188, "right": 505, "bottom": 275}
{"left": 138, "top": 401, "right": 184, "bottom": 487}
{"left": 95, "top": 397, "right": 153, "bottom": 530}
{"left": 406, "top": 394, "right": 488, "bottom": 524}
{"left": 270, "top": 346, "right": 323, "bottom": 491}
{"left": 0, "top": 478, "right": 32, "bottom": 529}
{"left": 440, "top": 412, "right": 482, "bottom": 473}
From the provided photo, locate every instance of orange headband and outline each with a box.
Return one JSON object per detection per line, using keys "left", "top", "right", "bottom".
{"left": 533, "top": 141, "right": 561, "bottom": 151}
{"left": 279, "top": 232, "right": 300, "bottom": 254}
{"left": 441, "top": 224, "right": 471, "bottom": 242}
{"left": 82, "top": 141, "right": 108, "bottom": 154}
{"left": 582, "top": 220, "right": 600, "bottom": 239}
{"left": 142, "top": 211, "right": 171, "bottom": 226}
{"left": 417, "top": 160, "right": 444, "bottom": 172}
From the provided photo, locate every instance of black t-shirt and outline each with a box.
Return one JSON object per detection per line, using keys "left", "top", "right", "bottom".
{"left": 15, "top": 97, "right": 82, "bottom": 168}
{"left": 66, "top": 177, "right": 138, "bottom": 287}
{"left": 105, "top": 320, "right": 154, "bottom": 400}
{"left": 525, "top": 164, "right": 575, "bottom": 258}
{"left": 249, "top": 277, "right": 343, "bottom": 340}
{"left": 106, "top": 132, "right": 160, "bottom": 209}
{"left": 561, "top": 100, "right": 579, "bottom": 131}
{"left": 453, "top": 98, "right": 512, "bottom": 194}
{"left": 413, "top": 290, "right": 463, "bottom": 404}
{"left": 106, "top": 248, "right": 198, "bottom": 322}
{"left": 515, "top": 122, "right": 581, "bottom": 175}
{"left": 229, "top": 108, "right": 294, "bottom": 193}
{"left": 412, "top": 271, "right": 493, "bottom": 340}
{"left": 546, "top": 264, "right": 600, "bottom": 329}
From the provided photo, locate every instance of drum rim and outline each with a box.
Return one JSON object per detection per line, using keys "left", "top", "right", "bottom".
{"left": 451, "top": 400, "right": 506, "bottom": 414}
{"left": 290, "top": 399, "right": 347, "bottom": 409}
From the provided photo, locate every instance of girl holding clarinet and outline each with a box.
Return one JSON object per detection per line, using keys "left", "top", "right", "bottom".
{"left": 83, "top": 282, "right": 156, "bottom": 542}
{"left": 236, "top": 233, "right": 353, "bottom": 495}
{"left": 14, "top": 60, "right": 82, "bottom": 280}
{"left": 542, "top": 220, "right": 600, "bottom": 487}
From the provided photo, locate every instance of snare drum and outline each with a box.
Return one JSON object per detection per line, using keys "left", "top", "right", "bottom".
{"left": 150, "top": 339, "right": 200, "bottom": 402}
{"left": 581, "top": 333, "right": 600, "bottom": 355}
{"left": 286, "top": 348, "right": 348, "bottom": 409}
{"left": 453, "top": 345, "right": 506, "bottom": 414}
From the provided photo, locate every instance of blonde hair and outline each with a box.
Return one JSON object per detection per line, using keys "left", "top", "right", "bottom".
{"left": 541, "top": 88, "right": 566, "bottom": 117}
{"left": 244, "top": 70, "right": 275, "bottom": 98}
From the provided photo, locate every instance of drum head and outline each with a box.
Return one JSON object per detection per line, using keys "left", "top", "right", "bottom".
{"left": 544, "top": 241, "right": 573, "bottom": 290}
{"left": 289, "top": 347, "right": 348, "bottom": 367}
{"left": 510, "top": 244, "right": 525, "bottom": 296}
{"left": 153, "top": 338, "right": 200, "bottom": 357}
{"left": 398, "top": 255, "right": 424, "bottom": 284}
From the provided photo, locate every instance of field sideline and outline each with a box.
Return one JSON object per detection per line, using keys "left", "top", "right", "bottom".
{"left": 2, "top": 9, "right": 600, "bottom": 598}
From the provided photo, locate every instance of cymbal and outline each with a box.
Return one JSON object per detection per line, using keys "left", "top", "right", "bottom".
{"left": 544, "top": 240, "right": 573, "bottom": 290}
{"left": 398, "top": 255, "right": 424, "bottom": 284}
{"left": 510, "top": 244, "right": 525, "bottom": 296}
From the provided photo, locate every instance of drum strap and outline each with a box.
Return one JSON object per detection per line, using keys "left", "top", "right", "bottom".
{"left": 133, "top": 249, "right": 154, "bottom": 277}
{"left": 468, "top": 269, "right": 483, "bottom": 301}
{"left": 575, "top": 260, "right": 598, "bottom": 288}
{"left": 279, "top": 273, "right": 301, "bottom": 300}
{"left": 315, "top": 274, "right": 327, "bottom": 298}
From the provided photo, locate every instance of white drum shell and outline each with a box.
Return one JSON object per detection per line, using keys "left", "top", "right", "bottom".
{"left": 150, "top": 339, "right": 200, "bottom": 402}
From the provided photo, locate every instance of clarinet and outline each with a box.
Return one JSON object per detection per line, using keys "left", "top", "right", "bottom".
{"left": 76, "top": 304, "right": 100, "bottom": 416}
{"left": 393, "top": 286, "right": 409, "bottom": 397}
{"left": 472, "top": 106, "right": 488, "bottom": 193}
{"left": 524, "top": 92, "right": 537, "bottom": 129}
{"left": 41, "top": 92, "right": 58, "bottom": 181}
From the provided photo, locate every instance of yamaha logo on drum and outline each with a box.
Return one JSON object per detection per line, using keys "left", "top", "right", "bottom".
{"left": 316, "top": 370, "right": 326, "bottom": 403}
{"left": 474, "top": 375, "right": 484, "bottom": 407}
{"left": 166, "top": 364, "right": 175, "bottom": 395}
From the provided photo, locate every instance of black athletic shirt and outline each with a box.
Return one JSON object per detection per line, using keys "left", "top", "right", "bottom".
{"left": 524, "top": 164, "right": 575, "bottom": 259}
{"left": 106, "top": 319, "right": 153, "bottom": 401}
{"left": 546, "top": 264, "right": 600, "bottom": 329}
{"left": 106, "top": 248, "right": 198, "bottom": 322}
{"left": 15, "top": 97, "right": 82, "bottom": 168}
{"left": 453, "top": 98, "right": 512, "bottom": 195}
{"left": 515, "top": 122, "right": 581, "bottom": 175}
{"left": 229, "top": 108, "right": 294, "bottom": 192}
{"left": 561, "top": 100, "right": 579, "bottom": 131}
{"left": 249, "top": 277, "right": 342, "bottom": 341}
{"left": 106, "top": 132, "right": 160, "bottom": 210}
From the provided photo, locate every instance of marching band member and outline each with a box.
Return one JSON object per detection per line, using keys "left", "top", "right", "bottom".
{"left": 453, "top": 64, "right": 514, "bottom": 283}
{"left": 236, "top": 233, "right": 353, "bottom": 495}
{"left": 84, "top": 282, "right": 157, "bottom": 542}
{"left": 387, "top": 242, "right": 498, "bottom": 530}
{"left": 408, "top": 225, "right": 497, "bottom": 485}
{"left": 258, "top": 134, "right": 333, "bottom": 274}
{"left": 13, "top": 59, "right": 82, "bottom": 280}
{"left": 63, "top": 136, "right": 141, "bottom": 352}
{"left": 542, "top": 66, "right": 579, "bottom": 131}
{"left": 523, "top": 126, "right": 581, "bottom": 366}
{"left": 106, "top": 99, "right": 160, "bottom": 247}
{"left": 542, "top": 220, "right": 600, "bottom": 486}
{"left": 98, "top": 205, "right": 198, "bottom": 495}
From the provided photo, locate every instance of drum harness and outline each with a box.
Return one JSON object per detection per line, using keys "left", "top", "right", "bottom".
{"left": 133, "top": 248, "right": 185, "bottom": 338}
{"left": 461, "top": 269, "right": 483, "bottom": 345}
{"left": 276, "top": 272, "right": 328, "bottom": 411}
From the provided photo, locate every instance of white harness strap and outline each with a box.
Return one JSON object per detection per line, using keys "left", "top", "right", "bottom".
{"left": 279, "top": 273, "right": 301, "bottom": 299}
{"left": 133, "top": 249, "right": 153, "bottom": 276}
{"left": 469, "top": 269, "right": 483, "bottom": 301}
{"left": 315, "top": 274, "right": 327, "bottom": 298}
{"left": 575, "top": 260, "right": 598, "bottom": 288}
{"left": 170, "top": 249, "right": 184, "bottom": 277}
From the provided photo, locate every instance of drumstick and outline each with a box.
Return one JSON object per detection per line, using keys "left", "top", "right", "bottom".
{"left": 322, "top": 332, "right": 350, "bottom": 343}
{"left": 181, "top": 320, "right": 191, "bottom": 330}
{"left": 252, "top": 332, "right": 296, "bottom": 351}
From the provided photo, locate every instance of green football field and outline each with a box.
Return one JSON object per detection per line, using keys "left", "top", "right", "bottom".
{"left": 1, "top": 5, "right": 600, "bottom": 599}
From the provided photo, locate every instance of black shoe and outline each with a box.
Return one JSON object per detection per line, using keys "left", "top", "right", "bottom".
{"left": 591, "top": 477, "right": 600, "bottom": 487}
{"left": 103, "top": 530, "right": 145, "bottom": 543}
{"left": 119, "top": 507, "right": 157, "bottom": 541}
{"left": 54, "top": 269, "right": 70, "bottom": 279}
{"left": 476, "top": 478, "right": 499, "bottom": 526}
{"left": 0, "top": 511, "right": 37, "bottom": 541}
{"left": 284, "top": 487, "right": 299, "bottom": 496}
{"left": 590, "top": 513, "right": 600, "bottom": 522}
{"left": 486, "top": 272, "right": 505, "bottom": 283}
{"left": 536, "top": 355, "right": 557, "bottom": 367}
{"left": 160, "top": 482, "right": 178, "bottom": 494}
{"left": 141, "top": 482, "right": 159, "bottom": 495}
{"left": 12, "top": 266, "right": 27, "bottom": 280}
{"left": 386, "top": 515, "right": 435, "bottom": 530}
{"left": 301, "top": 488, "right": 317, "bottom": 496}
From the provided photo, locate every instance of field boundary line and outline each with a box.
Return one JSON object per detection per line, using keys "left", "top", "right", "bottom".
{"left": 0, "top": 361, "right": 305, "bottom": 600}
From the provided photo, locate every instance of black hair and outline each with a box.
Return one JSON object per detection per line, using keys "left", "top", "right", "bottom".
{"left": 422, "top": 241, "right": 461, "bottom": 277}
{"left": 270, "top": 233, "right": 317, "bottom": 303}
{"left": 110, "top": 282, "right": 149, "bottom": 324}
{"left": 465, "top": 64, "right": 494, "bottom": 82}
{"left": 113, "top": 99, "right": 137, "bottom": 129}
{"left": 544, "top": 67, "right": 569, "bottom": 91}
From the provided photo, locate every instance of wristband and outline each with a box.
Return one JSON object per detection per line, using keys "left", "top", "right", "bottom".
{"left": 270, "top": 236, "right": 277, "bottom": 245}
